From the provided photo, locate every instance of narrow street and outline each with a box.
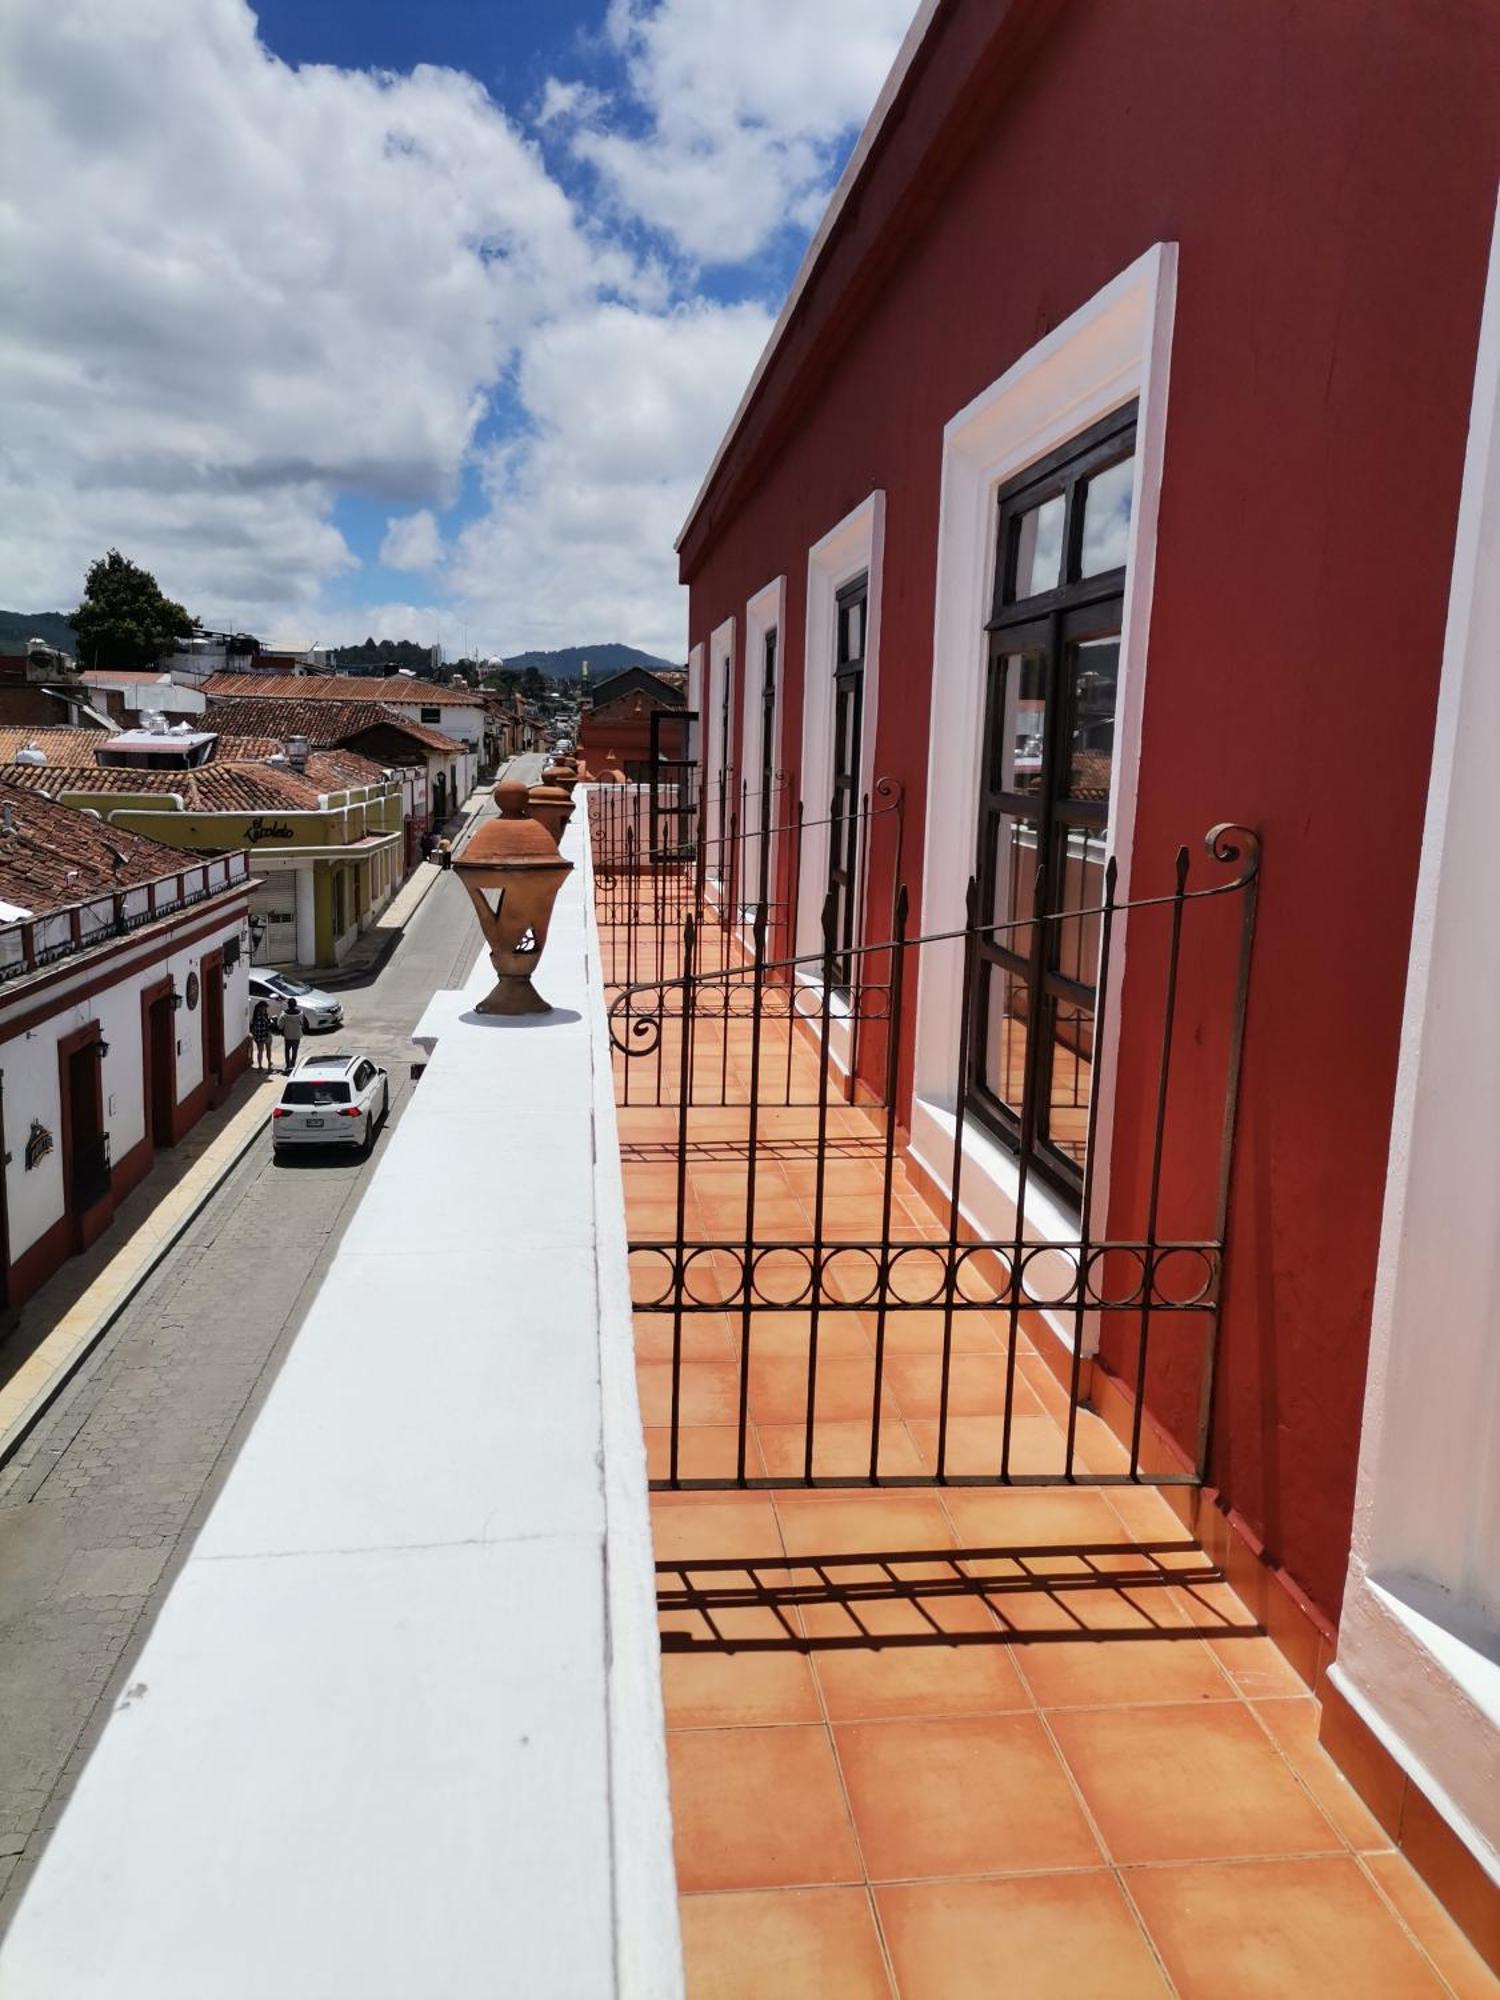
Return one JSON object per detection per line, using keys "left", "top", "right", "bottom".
{"left": 0, "top": 831, "right": 496, "bottom": 1923}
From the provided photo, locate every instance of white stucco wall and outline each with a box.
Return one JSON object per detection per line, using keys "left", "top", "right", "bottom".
{"left": 1332, "top": 193, "right": 1500, "bottom": 1883}
{"left": 0, "top": 901, "right": 249, "bottom": 1262}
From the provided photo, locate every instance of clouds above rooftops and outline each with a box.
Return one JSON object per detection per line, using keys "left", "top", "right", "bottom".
{"left": 0, "top": 0, "right": 917, "bottom": 660}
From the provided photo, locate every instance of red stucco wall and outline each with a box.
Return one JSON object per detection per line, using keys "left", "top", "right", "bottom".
{"left": 677, "top": 0, "right": 1500, "bottom": 1621}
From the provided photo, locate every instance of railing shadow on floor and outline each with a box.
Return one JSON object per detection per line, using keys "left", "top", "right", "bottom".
{"left": 657, "top": 1540, "right": 1262, "bottom": 1653}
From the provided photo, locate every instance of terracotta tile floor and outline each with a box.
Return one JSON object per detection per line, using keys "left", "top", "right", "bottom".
{"left": 601, "top": 897, "right": 1498, "bottom": 1997}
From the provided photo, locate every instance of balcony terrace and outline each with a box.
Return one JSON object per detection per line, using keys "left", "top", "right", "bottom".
{"left": 0, "top": 784, "right": 1491, "bottom": 1996}
{"left": 596, "top": 781, "right": 1496, "bottom": 1997}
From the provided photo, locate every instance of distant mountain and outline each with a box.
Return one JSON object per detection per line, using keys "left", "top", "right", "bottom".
{"left": 0, "top": 609, "right": 77, "bottom": 655}
{"left": 501, "top": 643, "right": 676, "bottom": 681}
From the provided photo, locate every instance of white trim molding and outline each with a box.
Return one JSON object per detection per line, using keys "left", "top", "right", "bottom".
{"left": 796, "top": 492, "right": 886, "bottom": 1077}
{"left": 1331, "top": 191, "right": 1500, "bottom": 1885}
{"left": 910, "top": 243, "right": 1178, "bottom": 1347}
{"left": 740, "top": 575, "right": 787, "bottom": 926}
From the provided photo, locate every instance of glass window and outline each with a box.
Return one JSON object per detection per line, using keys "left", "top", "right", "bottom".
{"left": 972, "top": 404, "right": 1136, "bottom": 1202}
{"left": 282, "top": 1081, "right": 350, "bottom": 1105}
{"left": 1008, "top": 494, "right": 1065, "bottom": 600}
{"left": 1067, "top": 637, "right": 1120, "bottom": 801}
{"left": 1078, "top": 455, "right": 1135, "bottom": 577}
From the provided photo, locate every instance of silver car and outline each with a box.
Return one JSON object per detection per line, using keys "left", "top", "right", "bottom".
{"left": 271, "top": 1052, "right": 390, "bottom": 1155}
{"left": 249, "top": 971, "right": 343, "bottom": 1034}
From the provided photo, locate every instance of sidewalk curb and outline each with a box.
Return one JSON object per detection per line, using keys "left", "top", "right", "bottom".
{"left": 0, "top": 1094, "right": 277, "bottom": 1474}
{"left": 320, "top": 791, "right": 490, "bottom": 991}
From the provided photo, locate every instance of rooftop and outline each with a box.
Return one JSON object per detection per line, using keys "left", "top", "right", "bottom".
{"left": 0, "top": 760, "right": 385, "bottom": 815}
{"left": 0, "top": 778, "right": 237, "bottom": 917}
{"left": 203, "top": 672, "right": 484, "bottom": 707}
{"left": 202, "top": 695, "right": 465, "bottom": 755}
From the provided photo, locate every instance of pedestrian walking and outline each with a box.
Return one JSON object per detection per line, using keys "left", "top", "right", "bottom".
{"left": 279, "top": 997, "right": 305, "bottom": 1074}
{"left": 249, "top": 996, "right": 276, "bottom": 1072}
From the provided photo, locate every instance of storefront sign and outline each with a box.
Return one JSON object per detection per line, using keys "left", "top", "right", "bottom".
{"left": 244, "top": 819, "right": 295, "bottom": 845}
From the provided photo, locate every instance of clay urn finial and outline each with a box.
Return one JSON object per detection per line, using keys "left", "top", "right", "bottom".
{"left": 597, "top": 749, "right": 628, "bottom": 785}
{"left": 455, "top": 779, "right": 573, "bottom": 1014}
{"left": 542, "top": 757, "right": 579, "bottom": 796}
{"left": 527, "top": 780, "right": 575, "bottom": 844}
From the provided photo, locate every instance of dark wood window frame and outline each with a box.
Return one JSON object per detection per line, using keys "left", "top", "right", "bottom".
{"left": 827, "top": 574, "right": 868, "bottom": 995}
{"left": 969, "top": 402, "right": 1138, "bottom": 1204}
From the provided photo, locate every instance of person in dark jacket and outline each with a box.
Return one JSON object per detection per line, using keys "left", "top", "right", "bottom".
{"left": 279, "top": 997, "right": 305, "bottom": 1074}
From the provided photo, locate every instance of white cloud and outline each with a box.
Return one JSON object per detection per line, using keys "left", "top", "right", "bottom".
{"left": 379, "top": 509, "right": 445, "bottom": 573}
{"left": 0, "top": 0, "right": 629, "bottom": 625}
{"left": 564, "top": 0, "right": 918, "bottom": 263}
{"left": 0, "top": 0, "right": 915, "bottom": 655}
{"left": 448, "top": 300, "right": 772, "bottom": 660}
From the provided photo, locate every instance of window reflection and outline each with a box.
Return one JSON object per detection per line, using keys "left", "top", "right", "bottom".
{"left": 1009, "top": 494, "right": 1064, "bottom": 599}
{"left": 1079, "top": 456, "right": 1134, "bottom": 576}
{"left": 1068, "top": 637, "right": 1119, "bottom": 802}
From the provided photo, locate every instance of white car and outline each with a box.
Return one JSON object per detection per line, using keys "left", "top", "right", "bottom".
{"left": 272, "top": 1052, "right": 390, "bottom": 1155}
{"left": 249, "top": 971, "right": 343, "bottom": 1034}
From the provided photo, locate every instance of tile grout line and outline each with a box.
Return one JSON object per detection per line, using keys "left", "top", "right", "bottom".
{"left": 764, "top": 1469, "right": 902, "bottom": 2000}
{"left": 928, "top": 1476, "right": 1186, "bottom": 1997}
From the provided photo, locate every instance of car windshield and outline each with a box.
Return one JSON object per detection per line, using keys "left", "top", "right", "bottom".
{"left": 282, "top": 1081, "right": 350, "bottom": 1105}
{"left": 274, "top": 975, "right": 312, "bottom": 997}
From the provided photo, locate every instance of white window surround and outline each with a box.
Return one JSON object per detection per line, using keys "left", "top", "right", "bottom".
{"left": 1330, "top": 193, "right": 1500, "bottom": 1883}
{"left": 684, "top": 641, "right": 705, "bottom": 781}
{"left": 703, "top": 618, "right": 735, "bottom": 891}
{"left": 796, "top": 492, "right": 886, "bottom": 1078}
{"left": 739, "top": 575, "right": 787, "bottom": 931}
{"left": 909, "top": 243, "right": 1178, "bottom": 1351}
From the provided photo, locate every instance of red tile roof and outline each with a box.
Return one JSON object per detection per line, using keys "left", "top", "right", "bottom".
{"left": 202, "top": 696, "right": 463, "bottom": 754}
{"left": 0, "top": 761, "right": 326, "bottom": 814}
{"left": 0, "top": 778, "right": 218, "bottom": 916}
{"left": 203, "top": 672, "right": 482, "bottom": 707}
{"left": 0, "top": 726, "right": 115, "bottom": 765}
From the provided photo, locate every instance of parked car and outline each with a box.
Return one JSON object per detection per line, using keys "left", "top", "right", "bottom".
{"left": 271, "top": 1052, "right": 389, "bottom": 1156}
{"left": 248, "top": 971, "right": 343, "bottom": 1034}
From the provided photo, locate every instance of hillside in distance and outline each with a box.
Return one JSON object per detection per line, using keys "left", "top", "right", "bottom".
{"left": 499, "top": 643, "right": 677, "bottom": 680}
{"left": 0, "top": 609, "right": 77, "bottom": 654}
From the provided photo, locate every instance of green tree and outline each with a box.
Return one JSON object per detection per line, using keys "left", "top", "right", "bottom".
{"left": 70, "top": 549, "right": 193, "bottom": 668}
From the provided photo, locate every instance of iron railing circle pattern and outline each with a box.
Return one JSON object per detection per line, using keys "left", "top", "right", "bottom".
{"left": 598, "top": 791, "right": 1258, "bottom": 1491}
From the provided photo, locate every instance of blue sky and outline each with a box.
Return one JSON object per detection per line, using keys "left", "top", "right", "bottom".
{"left": 1, "top": 0, "right": 917, "bottom": 658}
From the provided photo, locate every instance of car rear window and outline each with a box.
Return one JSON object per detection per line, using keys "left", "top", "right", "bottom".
{"left": 282, "top": 1081, "right": 350, "bottom": 1105}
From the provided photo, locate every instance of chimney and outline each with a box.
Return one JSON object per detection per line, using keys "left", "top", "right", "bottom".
{"left": 286, "top": 735, "right": 310, "bottom": 772}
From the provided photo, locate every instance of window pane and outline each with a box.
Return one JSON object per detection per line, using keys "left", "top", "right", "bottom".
{"left": 1079, "top": 455, "right": 1134, "bottom": 576}
{"left": 987, "top": 813, "right": 1038, "bottom": 954}
{"left": 1051, "top": 826, "right": 1108, "bottom": 990}
{"left": 1009, "top": 494, "right": 1064, "bottom": 600}
{"left": 1045, "top": 1001, "right": 1094, "bottom": 1167}
{"left": 1068, "top": 637, "right": 1119, "bottom": 801}
{"left": 981, "top": 963, "right": 1029, "bottom": 1118}
{"left": 991, "top": 652, "right": 1046, "bottom": 793}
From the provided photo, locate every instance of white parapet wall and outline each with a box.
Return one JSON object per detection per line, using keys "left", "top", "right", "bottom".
{"left": 0, "top": 804, "right": 684, "bottom": 1998}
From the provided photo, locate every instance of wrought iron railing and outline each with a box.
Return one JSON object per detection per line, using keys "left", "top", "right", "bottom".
{"left": 605, "top": 817, "right": 1260, "bottom": 1495}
